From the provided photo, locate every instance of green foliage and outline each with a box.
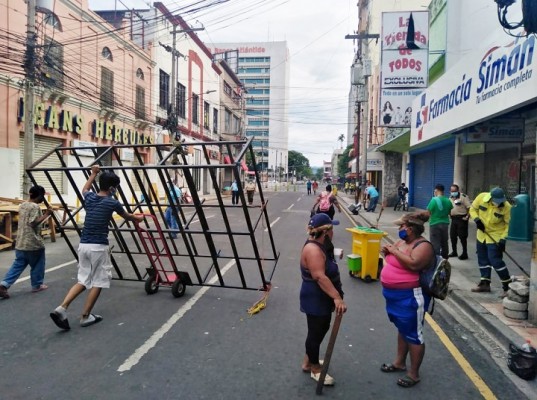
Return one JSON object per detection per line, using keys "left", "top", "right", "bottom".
{"left": 288, "top": 150, "right": 311, "bottom": 180}
{"left": 337, "top": 145, "right": 353, "bottom": 178}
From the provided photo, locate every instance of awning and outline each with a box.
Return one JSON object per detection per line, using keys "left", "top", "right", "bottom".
{"left": 241, "top": 160, "right": 248, "bottom": 171}
{"left": 377, "top": 130, "right": 410, "bottom": 153}
{"left": 223, "top": 156, "right": 231, "bottom": 164}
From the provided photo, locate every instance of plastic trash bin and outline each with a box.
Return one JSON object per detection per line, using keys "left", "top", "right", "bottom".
{"left": 347, "top": 254, "right": 362, "bottom": 273}
{"left": 346, "top": 226, "right": 387, "bottom": 282}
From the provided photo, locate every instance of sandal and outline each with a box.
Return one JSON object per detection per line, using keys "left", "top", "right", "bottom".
{"left": 302, "top": 359, "right": 324, "bottom": 373}
{"left": 310, "top": 371, "right": 335, "bottom": 386}
{"left": 397, "top": 375, "right": 420, "bottom": 388}
{"left": 380, "top": 363, "right": 407, "bottom": 373}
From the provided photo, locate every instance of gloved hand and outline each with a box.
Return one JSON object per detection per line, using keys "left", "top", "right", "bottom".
{"left": 474, "top": 218, "right": 486, "bottom": 232}
{"left": 498, "top": 239, "right": 506, "bottom": 253}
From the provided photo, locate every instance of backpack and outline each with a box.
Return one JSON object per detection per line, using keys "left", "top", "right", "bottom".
{"left": 318, "top": 192, "right": 332, "bottom": 212}
{"left": 413, "top": 240, "right": 451, "bottom": 300}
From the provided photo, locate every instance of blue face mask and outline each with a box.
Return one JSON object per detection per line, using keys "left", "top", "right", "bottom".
{"left": 450, "top": 191, "right": 459, "bottom": 198}
{"left": 398, "top": 229, "right": 408, "bottom": 240}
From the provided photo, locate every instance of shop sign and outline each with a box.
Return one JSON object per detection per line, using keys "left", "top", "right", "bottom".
{"left": 464, "top": 118, "right": 525, "bottom": 143}
{"left": 411, "top": 34, "right": 535, "bottom": 146}
{"left": 17, "top": 98, "right": 153, "bottom": 146}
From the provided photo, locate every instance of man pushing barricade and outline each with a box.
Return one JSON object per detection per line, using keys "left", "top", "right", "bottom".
{"left": 49, "top": 165, "right": 143, "bottom": 330}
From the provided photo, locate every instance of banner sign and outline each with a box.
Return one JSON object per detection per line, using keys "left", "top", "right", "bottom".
{"left": 379, "top": 88, "right": 424, "bottom": 127}
{"left": 379, "top": 11, "right": 430, "bottom": 127}
{"left": 464, "top": 119, "right": 525, "bottom": 143}
{"left": 411, "top": 34, "right": 535, "bottom": 146}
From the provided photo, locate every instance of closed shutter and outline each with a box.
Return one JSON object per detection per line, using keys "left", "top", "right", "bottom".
{"left": 20, "top": 135, "right": 64, "bottom": 196}
{"left": 411, "top": 142, "right": 455, "bottom": 210}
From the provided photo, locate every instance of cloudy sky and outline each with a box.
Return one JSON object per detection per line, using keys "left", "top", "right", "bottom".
{"left": 90, "top": 0, "right": 358, "bottom": 167}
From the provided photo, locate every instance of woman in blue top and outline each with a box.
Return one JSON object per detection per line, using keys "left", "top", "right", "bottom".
{"left": 231, "top": 180, "right": 240, "bottom": 205}
{"left": 300, "top": 213, "right": 347, "bottom": 386}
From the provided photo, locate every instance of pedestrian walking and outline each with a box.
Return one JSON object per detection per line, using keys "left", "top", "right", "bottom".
{"left": 245, "top": 179, "right": 256, "bottom": 205}
{"left": 311, "top": 185, "right": 341, "bottom": 220}
{"left": 300, "top": 213, "right": 346, "bottom": 386}
{"left": 164, "top": 182, "right": 182, "bottom": 239}
{"left": 469, "top": 187, "right": 512, "bottom": 297}
{"left": 448, "top": 184, "right": 472, "bottom": 260}
{"left": 0, "top": 185, "right": 52, "bottom": 299}
{"left": 365, "top": 183, "right": 379, "bottom": 212}
{"left": 306, "top": 179, "right": 312, "bottom": 195}
{"left": 380, "top": 212, "right": 435, "bottom": 388}
{"left": 49, "top": 165, "right": 143, "bottom": 330}
{"left": 312, "top": 180, "right": 319, "bottom": 195}
{"left": 423, "top": 184, "right": 453, "bottom": 259}
{"left": 231, "top": 180, "right": 240, "bottom": 205}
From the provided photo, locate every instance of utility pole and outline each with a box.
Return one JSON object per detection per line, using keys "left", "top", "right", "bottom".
{"left": 23, "top": 0, "right": 37, "bottom": 196}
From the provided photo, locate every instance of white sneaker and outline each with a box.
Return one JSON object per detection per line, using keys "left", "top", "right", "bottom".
{"left": 311, "top": 371, "right": 335, "bottom": 386}
{"left": 80, "top": 314, "right": 103, "bottom": 327}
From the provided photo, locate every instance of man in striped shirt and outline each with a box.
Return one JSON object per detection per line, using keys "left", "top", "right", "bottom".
{"left": 50, "top": 165, "right": 143, "bottom": 330}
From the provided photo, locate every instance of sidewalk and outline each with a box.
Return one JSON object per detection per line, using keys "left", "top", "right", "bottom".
{"left": 336, "top": 192, "right": 537, "bottom": 355}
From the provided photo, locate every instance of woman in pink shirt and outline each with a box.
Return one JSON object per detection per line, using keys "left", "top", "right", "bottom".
{"left": 379, "top": 213, "right": 434, "bottom": 388}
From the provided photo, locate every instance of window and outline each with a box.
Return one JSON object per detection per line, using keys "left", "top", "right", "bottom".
{"left": 44, "top": 13, "right": 62, "bottom": 31}
{"left": 177, "top": 83, "right": 186, "bottom": 118}
{"left": 233, "top": 116, "right": 240, "bottom": 134}
{"left": 204, "top": 101, "right": 210, "bottom": 129}
{"left": 136, "top": 68, "right": 144, "bottom": 80}
{"left": 247, "top": 120, "right": 269, "bottom": 126}
{"left": 224, "top": 108, "right": 232, "bottom": 132}
{"left": 100, "top": 67, "right": 114, "bottom": 109}
{"left": 191, "top": 93, "right": 199, "bottom": 125}
{"left": 213, "top": 108, "right": 218, "bottom": 134}
{"left": 135, "top": 85, "right": 145, "bottom": 120}
{"left": 159, "top": 69, "right": 169, "bottom": 110}
{"left": 43, "top": 37, "right": 63, "bottom": 90}
{"left": 223, "top": 81, "right": 232, "bottom": 97}
{"left": 102, "top": 47, "right": 113, "bottom": 61}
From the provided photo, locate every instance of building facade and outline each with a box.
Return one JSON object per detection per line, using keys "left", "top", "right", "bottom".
{"left": 0, "top": 0, "right": 154, "bottom": 202}
{"left": 209, "top": 42, "right": 290, "bottom": 182}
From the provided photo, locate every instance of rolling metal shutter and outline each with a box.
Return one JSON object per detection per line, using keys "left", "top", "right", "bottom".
{"left": 19, "top": 135, "right": 64, "bottom": 196}
{"left": 411, "top": 141, "right": 455, "bottom": 210}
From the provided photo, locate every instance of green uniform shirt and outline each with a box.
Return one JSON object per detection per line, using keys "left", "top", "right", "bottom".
{"left": 427, "top": 195, "right": 453, "bottom": 225}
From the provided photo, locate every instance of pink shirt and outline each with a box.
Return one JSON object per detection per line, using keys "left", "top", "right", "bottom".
{"left": 380, "top": 253, "right": 419, "bottom": 289}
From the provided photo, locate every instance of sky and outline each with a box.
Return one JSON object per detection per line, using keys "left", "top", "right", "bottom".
{"left": 90, "top": 0, "right": 359, "bottom": 167}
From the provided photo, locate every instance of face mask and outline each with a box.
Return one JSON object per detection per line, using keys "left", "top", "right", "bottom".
{"left": 450, "top": 192, "right": 459, "bottom": 198}
{"left": 109, "top": 187, "right": 117, "bottom": 197}
{"left": 398, "top": 229, "right": 408, "bottom": 240}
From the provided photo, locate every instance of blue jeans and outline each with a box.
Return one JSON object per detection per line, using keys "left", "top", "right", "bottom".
{"left": 1, "top": 248, "right": 46, "bottom": 289}
{"left": 165, "top": 207, "right": 179, "bottom": 238}
{"left": 367, "top": 196, "right": 379, "bottom": 211}
{"left": 476, "top": 240, "right": 511, "bottom": 289}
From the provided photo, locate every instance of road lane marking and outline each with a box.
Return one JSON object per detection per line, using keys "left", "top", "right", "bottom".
{"left": 190, "top": 214, "right": 215, "bottom": 225}
{"left": 13, "top": 260, "right": 77, "bottom": 284}
{"left": 264, "top": 217, "right": 280, "bottom": 232}
{"left": 117, "top": 260, "right": 236, "bottom": 373}
{"left": 426, "top": 314, "right": 497, "bottom": 400}
{"left": 287, "top": 203, "right": 295, "bottom": 211}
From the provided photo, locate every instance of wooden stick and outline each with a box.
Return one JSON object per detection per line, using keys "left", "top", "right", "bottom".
{"left": 315, "top": 312, "right": 343, "bottom": 395}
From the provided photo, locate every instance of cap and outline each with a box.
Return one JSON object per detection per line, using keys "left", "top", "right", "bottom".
{"left": 490, "top": 187, "right": 506, "bottom": 203}
{"left": 308, "top": 213, "right": 340, "bottom": 229}
{"left": 393, "top": 213, "right": 424, "bottom": 226}
{"left": 29, "top": 185, "right": 46, "bottom": 198}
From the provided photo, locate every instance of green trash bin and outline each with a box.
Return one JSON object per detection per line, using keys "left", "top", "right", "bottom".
{"left": 347, "top": 254, "right": 362, "bottom": 273}
{"left": 508, "top": 194, "right": 532, "bottom": 242}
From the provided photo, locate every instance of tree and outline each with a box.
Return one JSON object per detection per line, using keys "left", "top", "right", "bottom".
{"left": 337, "top": 134, "right": 345, "bottom": 149}
{"left": 288, "top": 150, "right": 312, "bottom": 180}
{"left": 337, "top": 144, "right": 353, "bottom": 180}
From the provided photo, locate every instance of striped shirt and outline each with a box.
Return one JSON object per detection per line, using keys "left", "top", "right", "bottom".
{"left": 80, "top": 192, "right": 125, "bottom": 245}
{"left": 15, "top": 201, "right": 44, "bottom": 251}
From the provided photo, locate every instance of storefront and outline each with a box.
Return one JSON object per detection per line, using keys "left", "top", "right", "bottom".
{"left": 411, "top": 34, "right": 537, "bottom": 204}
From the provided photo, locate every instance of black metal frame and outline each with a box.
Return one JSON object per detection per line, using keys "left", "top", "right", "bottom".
{"left": 25, "top": 138, "right": 278, "bottom": 291}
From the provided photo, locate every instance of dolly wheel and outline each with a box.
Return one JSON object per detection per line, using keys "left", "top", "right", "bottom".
{"left": 364, "top": 275, "right": 372, "bottom": 283}
{"left": 172, "top": 279, "right": 186, "bottom": 298}
{"left": 145, "top": 275, "right": 159, "bottom": 295}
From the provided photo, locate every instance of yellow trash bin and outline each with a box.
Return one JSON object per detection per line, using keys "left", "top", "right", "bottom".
{"left": 346, "top": 226, "right": 387, "bottom": 282}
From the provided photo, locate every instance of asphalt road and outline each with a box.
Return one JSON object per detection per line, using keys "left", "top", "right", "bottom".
{"left": 0, "top": 190, "right": 528, "bottom": 399}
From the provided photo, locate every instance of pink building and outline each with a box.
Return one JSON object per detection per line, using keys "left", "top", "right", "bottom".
{"left": 0, "top": 0, "right": 154, "bottom": 198}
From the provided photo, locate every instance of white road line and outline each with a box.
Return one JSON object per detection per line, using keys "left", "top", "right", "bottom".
{"left": 117, "top": 260, "right": 236, "bottom": 373}
{"left": 286, "top": 203, "right": 295, "bottom": 211}
{"left": 14, "top": 260, "right": 77, "bottom": 284}
{"left": 190, "top": 214, "right": 215, "bottom": 225}
{"left": 264, "top": 217, "right": 280, "bottom": 232}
